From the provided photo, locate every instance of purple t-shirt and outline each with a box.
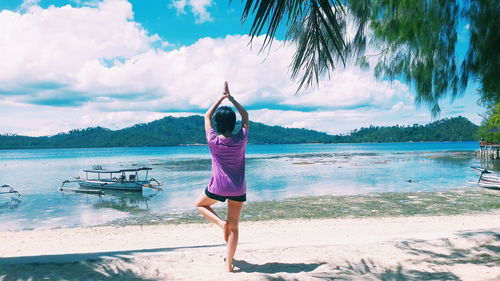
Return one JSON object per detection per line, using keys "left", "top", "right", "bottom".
{"left": 206, "top": 127, "right": 248, "bottom": 196}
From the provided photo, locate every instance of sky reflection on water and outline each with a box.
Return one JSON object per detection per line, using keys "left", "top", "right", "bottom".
{"left": 0, "top": 142, "right": 487, "bottom": 230}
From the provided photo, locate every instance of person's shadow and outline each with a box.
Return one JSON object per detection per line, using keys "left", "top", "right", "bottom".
{"left": 233, "top": 259, "right": 326, "bottom": 274}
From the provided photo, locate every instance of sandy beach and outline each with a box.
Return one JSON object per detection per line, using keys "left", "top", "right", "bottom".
{"left": 1, "top": 212, "right": 499, "bottom": 280}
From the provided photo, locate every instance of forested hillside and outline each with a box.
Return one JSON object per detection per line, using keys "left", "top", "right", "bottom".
{"left": 0, "top": 116, "right": 334, "bottom": 148}
{"left": 348, "top": 116, "right": 478, "bottom": 142}
{"left": 0, "top": 116, "right": 478, "bottom": 149}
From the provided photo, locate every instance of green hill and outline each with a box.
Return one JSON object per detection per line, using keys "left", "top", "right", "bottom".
{"left": 348, "top": 116, "right": 479, "bottom": 142}
{"left": 0, "top": 116, "right": 334, "bottom": 149}
{"left": 0, "top": 116, "right": 478, "bottom": 149}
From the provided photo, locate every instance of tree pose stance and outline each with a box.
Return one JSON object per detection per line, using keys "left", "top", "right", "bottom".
{"left": 195, "top": 81, "right": 249, "bottom": 272}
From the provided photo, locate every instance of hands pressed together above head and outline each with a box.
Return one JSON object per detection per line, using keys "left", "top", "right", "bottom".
{"left": 222, "top": 81, "right": 234, "bottom": 102}
{"left": 205, "top": 81, "right": 248, "bottom": 132}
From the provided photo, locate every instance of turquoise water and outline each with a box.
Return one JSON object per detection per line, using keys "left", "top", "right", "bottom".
{"left": 0, "top": 142, "right": 482, "bottom": 231}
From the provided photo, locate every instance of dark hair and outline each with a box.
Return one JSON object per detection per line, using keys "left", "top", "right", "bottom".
{"left": 214, "top": 106, "right": 236, "bottom": 134}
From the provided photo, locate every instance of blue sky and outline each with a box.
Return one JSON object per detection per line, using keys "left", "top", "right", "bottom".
{"left": 0, "top": 0, "right": 484, "bottom": 136}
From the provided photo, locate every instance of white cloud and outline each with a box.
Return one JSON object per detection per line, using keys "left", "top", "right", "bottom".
{"left": 0, "top": 0, "right": 151, "bottom": 99}
{"left": 61, "top": 33, "right": 411, "bottom": 115}
{"left": 171, "top": 0, "right": 213, "bottom": 23}
{"left": 249, "top": 105, "right": 443, "bottom": 135}
{"left": 0, "top": 99, "right": 186, "bottom": 136}
{"left": 171, "top": 0, "right": 187, "bottom": 13}
{"left": 189, "top": 0, "right": 213, "bottom": 23}
{"left": 18, "top": 0, "right": 41, "bottom": 12}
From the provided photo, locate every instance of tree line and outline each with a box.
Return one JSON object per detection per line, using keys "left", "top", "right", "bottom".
{"left": 0, "top": 116, "right": 479, "bottom": 149}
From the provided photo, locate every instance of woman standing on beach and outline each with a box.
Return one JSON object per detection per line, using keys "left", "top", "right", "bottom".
{"left": 195, "top": 81, "right": 249, "bottom": 272}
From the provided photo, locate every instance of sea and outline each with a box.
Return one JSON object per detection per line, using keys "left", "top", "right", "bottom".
{"left": 0, "top": 141, "right": 488, "bottom": 231}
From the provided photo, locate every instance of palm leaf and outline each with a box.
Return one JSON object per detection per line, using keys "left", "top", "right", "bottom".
{"left": 237, "top": 0, "right": 496, "bottom": 115}
{"left": 239, "top": 0, "right": 354, "bottom": 91}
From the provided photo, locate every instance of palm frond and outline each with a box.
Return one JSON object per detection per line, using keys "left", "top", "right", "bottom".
{"left": 236, "top": 0, "right": 498, "bottom": 116}
{"left": 240, "top": 0, "right": 355, "bottom": 91}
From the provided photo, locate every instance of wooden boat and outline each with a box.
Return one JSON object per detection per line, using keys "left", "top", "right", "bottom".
{"left": 0, "top": 184, "right": 22, "bottom": 201}
{"left": 0, "top": 184, "right": 21, "bottom": 209}
{"left": 61, "top": 166, "right": 162, "bottom": 192}
{"left": 471, "top": 167, "right": 500, "bottom": 189}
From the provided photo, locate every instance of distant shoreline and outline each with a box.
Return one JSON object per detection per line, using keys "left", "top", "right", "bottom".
{"left": 0, "top": 115, "right": 479, "bottom": 149}
{"left": 0, "top": 140, "right": 480, "bottom": 151}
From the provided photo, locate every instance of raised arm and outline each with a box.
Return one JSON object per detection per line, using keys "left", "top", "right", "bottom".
{"left": 224, "top": 82, "right": 249, "bottom": 130}
{"left": 204, "top": 95, "right": 226, "bottom": 132}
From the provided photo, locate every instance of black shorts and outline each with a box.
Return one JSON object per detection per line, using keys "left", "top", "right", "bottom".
{"left": 205, "top": 187, "right": 246, "bottom": 202}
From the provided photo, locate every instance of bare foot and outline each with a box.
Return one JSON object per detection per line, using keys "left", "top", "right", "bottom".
{"left": 225, "top": 263, "right": 234, "bottom": 272}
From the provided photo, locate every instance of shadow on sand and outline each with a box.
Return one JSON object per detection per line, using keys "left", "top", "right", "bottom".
{"left": 0, "top": 244, "right": 224, "bottom": 265}
{"left": 233, "top": 259, "right": 326, "bottom": 274}
{"left": 0, "top": 260, "right": 159, "bottom": 281}
{"left": 397, "top": 230, "right": 500, "bottom": 267}
{"left": 0, "top": 243, "right": 224, "bottom": 281}
{"left": 308, "top": 230, "right": 499, "bottom": 281}
{"left": 310, "top": 258, "right": 462, "bottom": 281}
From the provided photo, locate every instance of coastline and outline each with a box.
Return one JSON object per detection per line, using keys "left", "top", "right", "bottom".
{"left": 1, "top": 212, "right": 499, "bottom": 280}
{"left": 0, "top": 140, "right": 479, "bottom": 151}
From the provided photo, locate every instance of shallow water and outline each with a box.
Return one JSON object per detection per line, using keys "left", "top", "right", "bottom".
{"left": 0, "top": 142, "right": 485, "bottom": 230}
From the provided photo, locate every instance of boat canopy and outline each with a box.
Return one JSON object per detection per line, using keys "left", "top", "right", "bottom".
{"left": 83, "top": 167, "right": 152, "bottom": 173}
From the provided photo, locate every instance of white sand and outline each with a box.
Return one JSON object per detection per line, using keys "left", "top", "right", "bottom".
{"left": 1, "top": 212, "right": 499, "bottom": 280}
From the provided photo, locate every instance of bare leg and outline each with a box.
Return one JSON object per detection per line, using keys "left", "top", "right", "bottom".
{"left": 194, "top": 191, "right": 227, "bottom": 238}
{"left": 225, "top": 199, "right": 244, "bottom": 272}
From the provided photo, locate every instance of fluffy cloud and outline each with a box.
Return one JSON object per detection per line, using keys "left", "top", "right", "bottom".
{"left": 0, "top": 0, "right": 412, "bottom": 113}
{"left": 1, "top": 0, "right": 473, "bottom": 136}
{"left": 171, "top": 0, "right": 213, "bottom": 23}
{"left": 0, "top": 0, "right": 154, "bottom": 103}
{"left": 65, "top": 34, "right": 413, "bottom": 115}
{"left": 18, "top": 0, "right": 40, "bottom": 11}
{"left": 250, "top": 107, "right": 430, "bottom": 135}
{"left": 0, "top": 100, "right": 187, "bottom": 136}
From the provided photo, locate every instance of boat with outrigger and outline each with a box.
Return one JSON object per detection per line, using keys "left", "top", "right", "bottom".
{"left": 0, "top": 184, "right": 22, "bottom": 209}
{"left": 61, "top": 166, "right": 162, "bottom": 194}
{"left": 471, "top": 167, "right": 500, "bottom": 189}
{"left": 1, "top": 184, "right": 22, "bottom": 199}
